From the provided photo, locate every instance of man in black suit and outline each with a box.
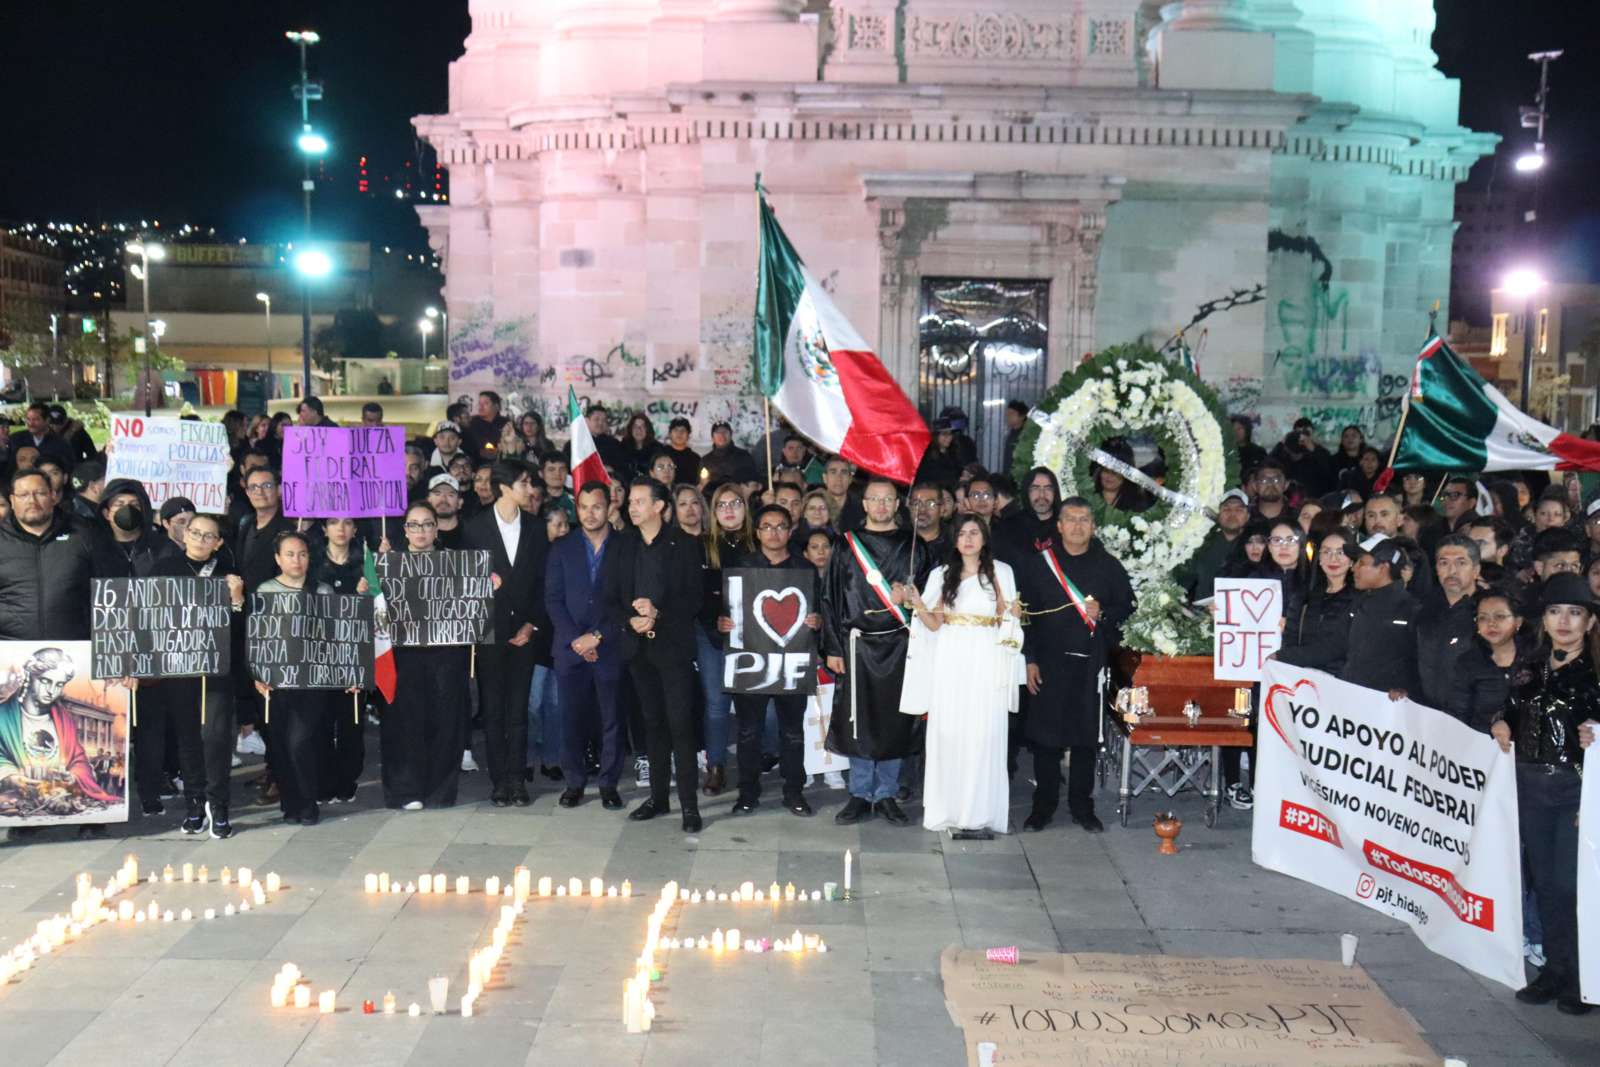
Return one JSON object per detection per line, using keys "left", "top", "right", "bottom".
{"left": 608, "top": 477, "right": 704, "bottom": 832}
{"left": 465, "top": 459, "right": 550, "bottom": 806}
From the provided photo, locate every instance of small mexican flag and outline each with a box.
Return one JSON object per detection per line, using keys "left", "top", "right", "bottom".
{"left": 754, "top": 180, "right": 929, "bottom": 485}
{"left": 362, "top": 545, "right": 396, "bottom": 703}
{"left": 1392, "top": 333, "right": 1600, "bottom": 473}
{"left": 567, "top": 386, "right": 610, "bottom": 488}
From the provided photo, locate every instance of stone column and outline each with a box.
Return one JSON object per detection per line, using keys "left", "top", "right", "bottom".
{"left": 823, "top": 0, "right": 899, "bottom": 83}
{"left": 1149, "top": 0, "right": 1274, "bottom": 91}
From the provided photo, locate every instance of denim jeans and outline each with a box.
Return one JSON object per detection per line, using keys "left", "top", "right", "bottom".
{"left": 694, "top": 627, "right": 732, "bottom": 768}
{"left": 848, "top": 757, "right": 903, "bottom": 802}
{"left": 527, "top": 663, "right": 562, "bottom": 767}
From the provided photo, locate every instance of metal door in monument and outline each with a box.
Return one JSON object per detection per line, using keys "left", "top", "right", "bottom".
{"left": 917, "top": 278, "right": 1050, "bottom": 473}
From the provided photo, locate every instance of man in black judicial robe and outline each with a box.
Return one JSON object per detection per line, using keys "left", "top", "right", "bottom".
{"left": 1016, "top": 496, "right": 1134, "bottom": 833}
{"left": 822, "top": 477, "right": 934, "bottom": 826}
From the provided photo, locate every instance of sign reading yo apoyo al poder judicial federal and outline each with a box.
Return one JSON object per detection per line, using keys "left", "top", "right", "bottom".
{"left": 281, "top": 426, "right": 407, "bottom": 519}
{"left": 1252, "top": 661, "right": 1523, "bottom": 989}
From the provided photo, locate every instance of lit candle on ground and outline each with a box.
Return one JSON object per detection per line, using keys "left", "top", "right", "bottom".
{"left": 237, "top": 867, "right": 252, "bottom": 887}
{"left": 680, "top": 888, "right": 690, "bottom": 901}
{"left": 844, "top": 850, "right": 852, "bottom": 894}
{"left": 204, "top": 908, "right": 216, "bottom": 921}
{"left": 718, "top": 892, "right": 729, "bottom": 902}
{"left": 252, "top": 882, "right": 266, "bottom": 906}
{"left": 294, "top": 985, "right": 311, "bottom": 1009}
{"left": 271, "top": 984, "right": 290, "bottom": 1008}
{"left": 485, "top": 876, "right": 500, "bottom": 897}
{"left": 225, "top": 904, "right": 235, "bottom": 917}
{"left": 364, "top": 873, "right": 379, "bottom": 894}
{"left": 405, "top": 882, "right": 417, "bottom": 894}
{"left": 740, "top": 881, "right": 754, "bottom": 901}
{"left": 769, "top": 882, "right": 780, "bottom": 902}
{"left": 318, "top": 990, "right": 335, "bottom": 1014}
{"left": 265, "top": 872, "right": 281, "bottom": 893}
{"left": 198, "top": 865, "right": 209, "bottom": 883}
{"left": 755, "top": 891, "right": 764, "bottom": 902}
{"left": 239, "top": 900, "right": 251, "bottom": 912}
{"left": 784, "top": 883, "right": 796, "bottom": 902}
{"left": 118, "top": 901, "right": 134, "bottom": 921}
{"left": 621, "top": 880, "right": 632, "bottom": 897}
{"left": 182, "top": 863, "right": 194, "bottom": 883}
{"left": 607, "top": 885, "right": 618, "bottom": 898}
{"left": 590, "top": 877, "right": 604, "bottom": 898}
{"left": 408, "top": 1003, "right": 421, "bottom": 1017}
{"left": 538, "top": 876, "right": 552, "bottom": 897}
{"left": 712, "top": 929, "right": 724, "bottom": 952}
{"left": 461, "top": 993, "right": 474, "bottom": 1018}
{"left": 221, "top": 867, "right": 232, "bottom": 886}
{"left": 556, "top": 886, "right": 567, "bottom": 897}
{"left": 388, "top": 883, "right": 401, "bottom": 896}
{"left": 378, "top": 872, "right": 389, "bottom": 892}
{"left": 383, "top": 991, "right": 396, "bottom": 1014}
{"left": 456, "top": 876, "right": 470, "bottom": 895}
{"left": 162, "top": 910, "right": 174, "bottom": 923}
{"left": 163, "top": 865, "right": 174, "bottom": 883}
{"left": 568, "top": 877, "right": 582, "bottom": 897}
{"left": 419, "top": 875, "right": 433, "bottom": 895}
{"left": 810, "top": 890, "right": 821, "bottom": 902}
{"left": 690, "top": 890, "right": 701, "bottom": 904}
{"left": 727, "top": 927, "right": 740, "bottom": 947}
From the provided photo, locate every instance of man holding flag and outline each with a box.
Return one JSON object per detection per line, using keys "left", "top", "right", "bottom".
{"left": 754, "top": 178, "right": 932, "bottom": 824}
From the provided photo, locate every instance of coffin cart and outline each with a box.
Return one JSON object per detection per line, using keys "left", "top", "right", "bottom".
{"left": 1112, "top": 653, "right": 1253, "bottom": 828}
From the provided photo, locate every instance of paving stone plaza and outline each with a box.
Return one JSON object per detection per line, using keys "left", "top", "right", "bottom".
{"left": 0, "top": 752, "right": 1589, "bottom": 1066}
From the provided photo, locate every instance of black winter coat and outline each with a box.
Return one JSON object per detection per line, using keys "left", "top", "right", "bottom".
{"left": 1413, "top": 590, "right": 1478, "bottom": 710}
{"left": 1446, "top": 635, "right": 1532, "bottom": 732}
{"left": 1278, "top": 583, "right": 1357, "bottom": 676}
{"left": 0, "top": 509, "right": 98, "bottom": 640}
{"left": 1339, "top": 581, "right": 1420, "bottom": 693}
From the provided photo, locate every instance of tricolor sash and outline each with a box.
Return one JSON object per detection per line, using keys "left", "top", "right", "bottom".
{"left": 1040, "top": 547, "right": 1096, "bottom": 633}
{"left": 844, "top": 532, "right": 908, "bottom": 625}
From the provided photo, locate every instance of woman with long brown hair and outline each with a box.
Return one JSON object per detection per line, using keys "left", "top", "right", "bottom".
{"left": 689, "top": 482, "right": 753, "bottom": 794}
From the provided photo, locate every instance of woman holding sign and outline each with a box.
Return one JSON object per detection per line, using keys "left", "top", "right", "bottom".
{"left": 147, "top": 514, "right": 246, "bottom": 838}
{"left": 382, "top": 503, "right": 471, "bottom": 810}
{"left": 253, "top": 531, "right": 334, "bottom": 826}
{"left": 897, "top": 516, "right": 1024, "bottom": 835}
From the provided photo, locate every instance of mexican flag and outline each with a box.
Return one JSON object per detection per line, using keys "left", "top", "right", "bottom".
{"left": 1393, "top": 334, "right": 1600, "bottom": 472}
{"left": 362, "top": 545, "right": 397, "bottom": 703}
{"left": 567, "top": 386, "right": 610, "bottom": 488}
{"left": 754, "top": 182, "right": 930, "bottom": 485}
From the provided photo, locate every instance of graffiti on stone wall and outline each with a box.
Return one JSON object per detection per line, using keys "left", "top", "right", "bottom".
{"left": 447, "top": 304, "right": 553, "bottom": 393}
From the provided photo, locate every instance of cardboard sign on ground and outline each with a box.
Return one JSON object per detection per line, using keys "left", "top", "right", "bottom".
{"left": 940, "top": 948, "right": 1435, "bottom": 1066}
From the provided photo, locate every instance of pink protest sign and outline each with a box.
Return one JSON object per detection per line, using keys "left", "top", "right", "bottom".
{"left": 281, "top": 426, "right": 407, "bottom": 518}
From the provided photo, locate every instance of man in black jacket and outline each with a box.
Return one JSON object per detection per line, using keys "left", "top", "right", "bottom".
{"left": 1412, "top": 535, "right": 1481, "bottom": 709}
{"left": 464, "top": 459, "right": 549, "bottom": 807}
{"left": 1341, "top": 538, "right": 1420, "bottom": 695}
{"left": 608, "top": 477, "right": 705, "bottom": 832}
{"left": 0, "top": 470, "right": 97, "bottom": 641}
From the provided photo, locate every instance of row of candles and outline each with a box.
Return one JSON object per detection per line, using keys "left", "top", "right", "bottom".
{"left": 663, "top": 929, "right": 827, "bottom": 954}
{"left": 363, "top": 870, "right": 634, "bottom": 899}
{"left": 0, "top": 856, "right": 280, "bottom": 990}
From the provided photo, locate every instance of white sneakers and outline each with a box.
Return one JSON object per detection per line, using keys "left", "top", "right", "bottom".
{"left": 402, "top": 801, "right": 423, "bottom": 811}
{"left": 236, "top": 731, "right": 266, "bottom": 757}
{"left": 823, "top": 772, "right": 845, "bottom": 790}
{"left": 461, "top": 750, "right": 479, "bottom": 773}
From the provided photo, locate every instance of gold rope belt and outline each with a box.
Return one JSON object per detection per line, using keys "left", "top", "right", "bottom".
{"left": 943, "top": 612, "right": 1002, "bottom": 628}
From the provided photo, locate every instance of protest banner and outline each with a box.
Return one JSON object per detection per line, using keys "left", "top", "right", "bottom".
{"left": 246, "top": 591, "right": 374, "bottom": 689}
{"left": 0, "top": 642, "right": 129, "bottom": 828}
{"left": 721, "top": 568, "right": 817, "bottom": 696}
{"left": 371, "top": 549, "right": 494, "bottom": 646}
{"left": 104, "top": 415, "right": 229, "bottom": 510}
{"left": 281, "top": 425, "right": 406, "bottom": 518}
{"left": 1212, "top": 577, "right": 1282, "bottom": 682}
{"left": 1253, "top": 661, "right": 1523, "bottom": 988}
{"left": 803, "top": 672, "right": 845, "bottom": 775}
{"left": 1580, "top": 751, "right": 1600, "bottom": 1003}
{"left": 940, "top": 948, "right": 1436, "bottom": 1066}
{"left": 90, "top": 577, "right": 232, "bottom": 679}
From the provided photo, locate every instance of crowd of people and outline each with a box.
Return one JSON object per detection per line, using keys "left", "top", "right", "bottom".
{"left": 0, "top": 394, "right": 1594, "bottom": 1012}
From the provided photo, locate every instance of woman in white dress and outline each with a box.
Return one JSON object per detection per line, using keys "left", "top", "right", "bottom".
{"left": 897, "top": 516, "right": 1025, "bottom": 834}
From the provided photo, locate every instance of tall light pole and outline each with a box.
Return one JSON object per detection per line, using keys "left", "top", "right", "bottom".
{"left": 1505, "top": 268, "right": 1547, "bottom": 415}
{"left": 294, "top": 250, "right": 333, "bottom": 396}
{"left": 1515, "top": 50, "right": 1562, "bottom": 177}
{"left": 425, "top": 305, "right": 446, "bottom": 363}
{"left": 126, "top": 241, "right": 165, "bottom": 415}
{"left": 418, "top": 317, "right": 434, "bottom": 360}
{"left": 286, "top": 29, "right": 324, "bottom": 400}
{"left": 255, "top": 292, "right": 273, "bottom": 400}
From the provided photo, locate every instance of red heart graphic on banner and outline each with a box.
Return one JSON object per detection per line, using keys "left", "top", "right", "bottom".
{"left": 1262, "top": 678, "right": 1320, "bottom": 751}
{"left": 754, "top": 588, "right": 806, "bottom": 647}
{"left": 1241, "top": 588, "right": 1276, "bottom": 624}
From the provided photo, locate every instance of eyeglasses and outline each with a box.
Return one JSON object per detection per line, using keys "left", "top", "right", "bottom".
{"left": 1476, "top": 612, "right": 1516, "bottom": 624}
{"left": 1267, "top": 536, "right": 1300, "bottom": 546}
{"left": 245, "top": 481, "right": 277, "bottom": 492}
{"left": 1257, "top": 475, "right": 1285, "bottom": 486}
{"left": 714, "top": 500, "right": 744, "bottom": 512}
{"left": 756, "top": 523, "right": 789, "bottom": 534}
{"left": 9, "top": 490, "right": 51, "bottom": 502}
{"left": 911, "top": 500, "right": 939, "bottom": 511}
{"left": 185, "top": 530, "right": 220, "bottom": 543}
{"left": 404, "top": 521, "right": 437, "bottom": 531}
{"left": 968, "top": 491, "right": 994, "bottom": 501}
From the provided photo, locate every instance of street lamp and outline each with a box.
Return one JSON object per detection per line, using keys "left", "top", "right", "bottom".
{"left": 296, "top": 129, "right": 328, "bottom": 155}
{"left": 256, "top": 292, "right": 273, "bottom": 399}
{"left": 126, "top": 241, "right": 165, "bottom": 415}
{"left": 294, "top": 249, "right": 333, "bottom": 397}
{"left": 425, "top": 305, "right": 447, "bottom": 361}
{"left": 418, "top": 317, "right": 434, "bottom": 360}
{"left": 286, "top": 29, "right": 324, "bottom": 400}
{"left": 1516, "top": 50, "right": 1562, "bottom": 211}
{"left": 1505, "top": 268, "right": 1547, "bottom": 414}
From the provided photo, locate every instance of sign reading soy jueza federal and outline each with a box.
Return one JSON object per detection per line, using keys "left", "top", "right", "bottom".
{"left": 371, "top": 550, "right": 495, "bottom": 646}
{"left": 90, "top": 577, "right": 233, "bottom": 679}
{"left": 246, "top": 590, "right": 374, "bottom": 689}
{"left": 721, "top": 568, "right": 817, "bottom": 696}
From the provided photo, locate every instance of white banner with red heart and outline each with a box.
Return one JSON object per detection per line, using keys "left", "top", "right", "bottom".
{"left": 1253, "top": 662, "right": 1524, "bottom": 990}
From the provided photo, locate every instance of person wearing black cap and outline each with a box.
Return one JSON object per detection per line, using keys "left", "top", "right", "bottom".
{"left": 93, "top": 479, "right": 161, "bottom": 579}
{"left": 1493, "top": 573, "right": 1600, "bottom": 1015}
{"left": 68, "top": 459, "right": 106, "bottom": 525}
{"left": 424, "top": 470, "right": 466, "bottom": 549}
{"left": 156, "top": 496, "right": 197, "bottom": 558}
{"left": 1177, "top": 487, "right": 1249, "bottom": 600}
{"left": 1338, "top": 537, "right": 1419, "bottom": 695}
{"left": 702, "top": 421, "right": 756, "bottom": 486}
{"left": 431, "top": 422, "right": 466, "bottom": 471}
{"left": 45, "top": 404, "right": 97, "bottom": 465}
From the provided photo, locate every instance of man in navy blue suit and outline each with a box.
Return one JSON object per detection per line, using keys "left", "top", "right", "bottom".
{"left": 545, "top": 480, "right": 626, "bottom": 809}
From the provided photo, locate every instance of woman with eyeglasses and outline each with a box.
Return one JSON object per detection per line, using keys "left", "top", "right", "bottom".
{"left": 691, "top": 483, "right": 753, "bottom": 794}
{"left": 1445, "top": 586, "right": 1527, "bottom": 732}
{"left": 1493, "top": 575, "right": 1600, "bottom": 1015}
{"left": 253, "top": 530, "right": 334, "bottom": 826}
{"left": 381, "top": 503, "right": 472, "bottom": 810}
{"left": 310, "top": 517, "right": 369, "bottom": 806}
{"left": 146, "top": 513, "right": 246, "bottom": 838}
{"left": 1276, "top": 528, "right": 1358, "bottom": 676}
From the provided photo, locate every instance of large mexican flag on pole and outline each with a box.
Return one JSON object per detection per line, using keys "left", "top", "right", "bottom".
{"left": 753, "top": 181, "right": 929, "bottom": 485}
{"left": 1393, "top": 334, "right": 1600, "bottom": 472}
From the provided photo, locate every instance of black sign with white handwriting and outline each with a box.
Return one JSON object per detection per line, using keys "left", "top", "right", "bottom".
{"left": 91, "top": 577, "right": 233, "bottom": 679}
{"left": 372, "top": 549, "right": 495, "bottom": 646}
{"left": 246, "top": 591, "right": 374, "bottom": 689}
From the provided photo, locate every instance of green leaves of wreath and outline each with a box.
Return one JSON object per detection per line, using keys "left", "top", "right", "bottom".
{"left": 1011, "top": 342, "right": 1239, "bottom": 585}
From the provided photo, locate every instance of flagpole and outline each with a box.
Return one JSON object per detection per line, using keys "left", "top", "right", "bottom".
{"left": 763, "top": 397, "right": 774, "bottom": 495}
{"left": 1382, "top": 307, "right": 1442, "bottom": 480}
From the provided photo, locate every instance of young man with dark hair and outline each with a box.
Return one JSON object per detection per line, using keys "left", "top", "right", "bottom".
{"left": 360, "top": 402, "right": 385, "bottom": 425}
{"left": 610, "top": 477, "right": 705, "bottom": 831}
{"left": 1001, "top": 399, "right": 1029, "bottom": 476}
{"left": 1413, "top": 534, "right": 1482, "bottom": 709}
{"left": 541, "top": 451, "right": 575, "bottom": 523}
{"left": 1249, "top": 460, "right": 1295, "bottom": 523}
{"left": 663, "top": 417, "right": 700, "bottom": 487}
{"left": 1439, "top": 475, "right": 1478, "bottom": 529}
{"left": 1342, "top": 538, "right": 1420, "bottom": 695}
{"left": 1533, "top": 528, "right": 1583, "bottom": 581}
{"left": 464, "top": 458, "right": 550, "bottom": 806}
{"left": 464, "top": 390, "right": 510, "bottom": 460}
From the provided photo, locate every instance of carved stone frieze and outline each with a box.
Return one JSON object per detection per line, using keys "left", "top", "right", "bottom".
{"left": 904, "top": 10, "right": 1075, "bottom": 60}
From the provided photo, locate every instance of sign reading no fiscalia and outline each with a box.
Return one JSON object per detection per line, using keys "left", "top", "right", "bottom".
{"left": 105, "top": 416, "right": 230, "bottom": 511}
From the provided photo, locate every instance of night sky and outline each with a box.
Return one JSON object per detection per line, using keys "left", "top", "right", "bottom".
{"left": 0, "top": 2, "right": 1594, "bottom": 276}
